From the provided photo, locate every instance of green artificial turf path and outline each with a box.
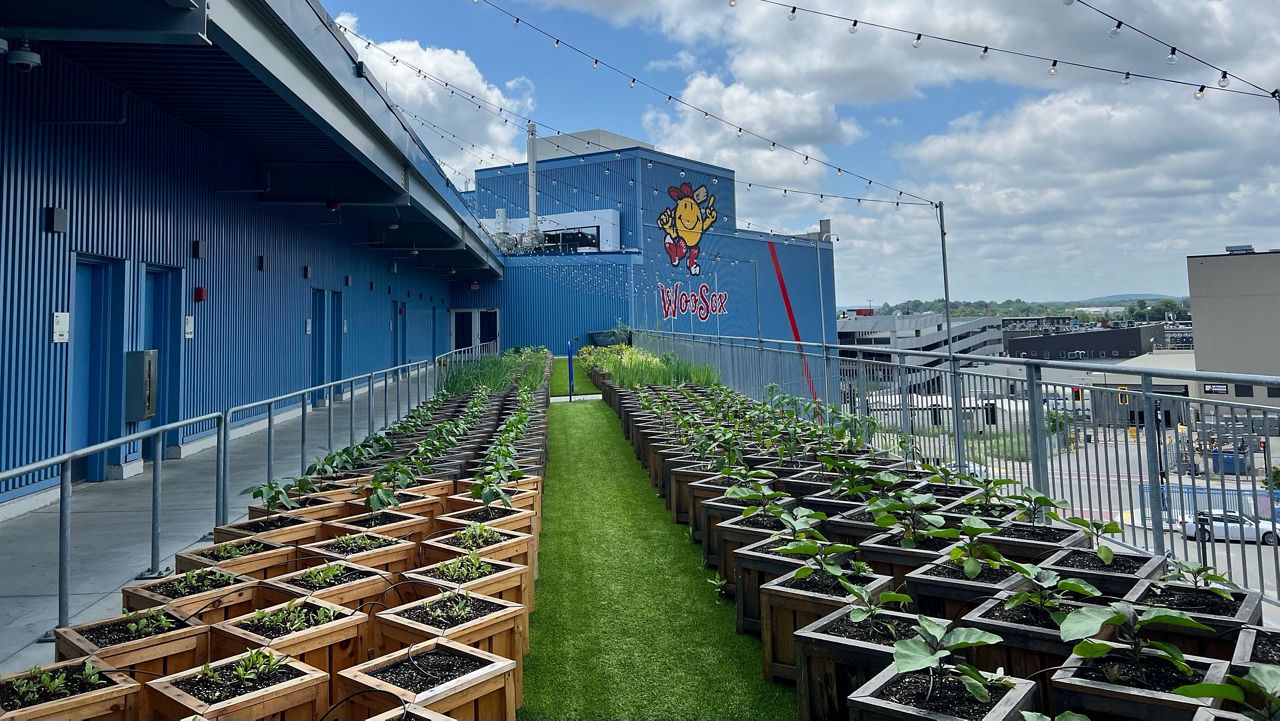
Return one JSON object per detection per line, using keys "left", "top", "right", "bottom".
{"left": 549, "top": 356, "right": 599, "bottom": 397}
{"left": 520, "top": 400, "right": 796, "bottom": 720}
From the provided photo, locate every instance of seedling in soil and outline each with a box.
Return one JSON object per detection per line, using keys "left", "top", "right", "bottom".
{"left": 240, "top": 479, "right": 297, "bottom": 514}
{"left": 1050, "top": 515, "right": 1124, "bottom": 565}
{"left": 725, "top": 481, "right": 787, "bottom": 517}
{"left": 845, "top": 586, "right": 915, "bottom": 640}
{"left": 892, "top": 615, "right": 1007, "bottom": 702}
{"left": 449, "top": 524, "right": 505, "bottom": 550}
{"left": 961, "top": 476, "right": 1019, "bottom": 512}
{"left": 1175, "top": 663, "right": 1280, "bottom": 720}
{"left": 202, "top": 540, "right": 267, "bottom": 561}
{"left": 434, "top": 552, "right": 494, "bottom": 583}
{"left": 169, "top": 569, "right": 240, "bottom": 597}
{"left": 124, "top": 608, "right": 177, "bottom": 638}
{"left": 1160, "top": 558, "right": 1238, "bottom": 601}
{"left": 325, "top": 534, "right": 394, "bottom": 555}
{"left": 358, "top": 477, "right": 401, "bottom": 514}
{"left": 299, "top": 563, "right": 346, "bottom": 588}
{"left": 776, "top": 538, "right": 871, "bottom": 595}
{"left": 1, "top": 662, "right": 106, "bottom": 709}
{"left": 469, "top": 469, "right": 515, "bottom": 510}
{"left": 769, "top": 505, "right": 828, "bottom": 543}
{"left": 948, "top": 516, "right": 1006, "bottom": 580}
{"left": 374, "top": 460, "right": 422, "bottom": 490}
{"left": 922, "top": 463, "right": 977, "bottom": 487}
{"left": 1059, "top": 602, "right": 1214, "bottom": 686}
{"left": 1006, "top": 488, "right": 1070, "bottom": 525}
{"left": 241, "top": 600, "right": 338, "bottom": 637}
{"left": 707, "top": 572, "right": 729, "bottom": 599}
{"left": 1003, "top": 561, "right": 1101, "bottom": 625}
{"left": 869, "top": 492, "right": 959, "bottom": 549}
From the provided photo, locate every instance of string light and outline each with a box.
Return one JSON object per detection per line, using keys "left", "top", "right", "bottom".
{"left": 1195, "top": 85, "right": 1205, "bottom": 100}
{"left": 1166, "top": 47, "right": 1178, "bottom": 65}
{"left": 848, "top": 20, "right": 858, "bottom": 34}
{"left": 1109, "top": 21, "right": 1123, "bottom": 38}
{"left": 787, "top": 6, "right": 797, "bottom": 21}
{"left": 1121, "top": 71, "right": 1132, "bottom": 85}
{"left": 979, "top": 46, "right": 989, "bottom": 60}
{"left": 1048, "top": 60, "right": 1058, "bottom": 76}
{"left": 912, "top": 33, "right": 923, "bottom": 48}
{"left": 1218, "top": 71, "right": 1230, "bottom": 89}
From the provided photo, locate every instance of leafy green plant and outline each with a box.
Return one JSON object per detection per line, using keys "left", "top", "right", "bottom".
{"left": 962, "top": 475, "right": 1019, "bottom": 511}
{"left": 203, "top": 540, "right": 266, "bottom": 561}
{"left": 892, "top": 615, "right": 1006, "bottom": 702}
{"left": 1052, "top": 515, "right": 1124, "bottom": 565}
{"left": 1160, "top": 559, "right": 1238, "bottom": 600}
{"left": 239, "top": 479, "right": 297, "bottom": 514}
{"left": 124, "top": 608, "right": 176, "bottom": 638}
{"left": 299, "top": 563, "right": 346, "bottom": 588}
{"left": 434, "top": 552, "right": 494, "bottom": 583}
{"left": 243, "top": 599, "right": 338, "bottom": 635}
{"left": 170, "top": 568, "right": 239, "bottom": 596}
{"left": 1174, "top": 663, "right": 1280, "bottom": 720}
{"left": 450, "top": 523, "right": 504, "bottom": 550}
{"left": 324, "top": 533, "right": 393, "bottom": 555}
{"left": 1006, "top": 489, "right": 1070, "bottom": 525}
{"left": 1059, "top": 602, "right": 1214, "bottom": 685}
{"left": 869, "top": 492, "right": 960, "bottom": 549}
{"left": 775, "top": 538, "right": 870, "bottom": 595}
{"left": 844, "top": 585, "right": 914, "bottom": 640}
{"left": 358, "top": 477, "right": 400, "bottom": 514}
{"left": 947, "top": 516, "right": 1005, "bottom": 579}
{"left": 1003, "top": 561, "right": 1101, "bottom": 625}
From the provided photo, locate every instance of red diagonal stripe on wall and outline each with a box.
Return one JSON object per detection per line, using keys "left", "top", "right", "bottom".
{"left": 766, "top": 241, "right": 818, "bottom": 403}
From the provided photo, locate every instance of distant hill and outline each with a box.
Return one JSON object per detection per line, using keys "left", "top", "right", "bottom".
{"left": 1079, "top": 293, "right": 1178, "bottom": 303}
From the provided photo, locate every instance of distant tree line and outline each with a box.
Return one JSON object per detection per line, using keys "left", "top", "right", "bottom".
{"left": 866, "top": 297, "right": 1190, "bottom": 322}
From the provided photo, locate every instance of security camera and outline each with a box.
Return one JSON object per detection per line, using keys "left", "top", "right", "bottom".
{"left": 8, "top": 41, "right": 41, "bottom": 72}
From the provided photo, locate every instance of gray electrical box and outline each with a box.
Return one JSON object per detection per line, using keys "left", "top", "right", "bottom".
{"left": 125, "top": 350, "right": 158, "bottom": 422}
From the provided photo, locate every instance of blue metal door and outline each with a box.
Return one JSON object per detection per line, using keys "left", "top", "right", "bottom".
{"left": 329, "top": 292, "right": 343, "bottom": 383}
{"left": 142, "top": 268, "right": 181, "bottom": 458}
{"left": 311, "top": 289, "right": 327, "bottom": 405}
{"left": 70, "top": 262, "right": 107, "bottom": 480}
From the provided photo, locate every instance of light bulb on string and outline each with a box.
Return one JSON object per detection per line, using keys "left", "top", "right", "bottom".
{"left": 592, "top": 59, "right": 599, "bottom": 69}
{"left": 1218, "top": 71, "right": 1230, "bottom": 88}
{"left": 646, "top": 161, "right": 653, "bottom": 169}
{"left": 679, "top": 169, "right": 686, "bottom": 178}
{"left": 979, "top": 46, "right": 989, "bottom": 60}
{"left": 736, "top": 127, "right": 743, "bottom": 137}
{"left": 769, "top": 142, "right": 776, "bottom": 151}
{"left": 1048, "top": 60, "right": 1058, "bottom": 76}
{"left": 787, "top": 6, "right": 797, "bottom": 21}
{"left": 728, "top": 0, "right": 736, "bottom": 6}
{"left": 1195, "top": 85, "right": 1205, "bottom": 100}
{"left": 629, "top": 78, "right": 636, "bottom": 88}
{"left": 1121, "top": 71, "right": 1132, "bottom": 85}
{"left": 1167, "top": 47, "right": 1178, "bottom": 65}
{"left": 912, "top": 33, "right": 923, "bottom": 48}
{"left": 849, "top": 20, "right": 858, "bottom": 34}
{"left": 1109, "top": 21, "right": 1123, "bottom": 38}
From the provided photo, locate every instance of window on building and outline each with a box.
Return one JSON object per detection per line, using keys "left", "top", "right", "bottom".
{"left": 541, "top": 226, "right": 601, "bottom": 252}
{"left": 1112, "top": 350, "right": 1120, "bottom": 357}
{"left": 1268, "top": 387, "right": 1280, "bottom": 398}
{"left": 1129, "top": 350, "right": 1136, "bottom": 356}
{"left": 1236, "top": 384, "right": 1255, "bottom": 398}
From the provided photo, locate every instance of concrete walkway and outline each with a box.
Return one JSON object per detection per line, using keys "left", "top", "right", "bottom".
{"left": 0, "top": 374, "right": 423, "bottom": 673}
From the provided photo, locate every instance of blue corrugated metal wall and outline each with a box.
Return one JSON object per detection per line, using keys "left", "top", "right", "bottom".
{"left": 0, "top": 50, "right": 452, "bottom": 499}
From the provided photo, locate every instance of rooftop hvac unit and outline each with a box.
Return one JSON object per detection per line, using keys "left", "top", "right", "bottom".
{"left": 1226, "top": 244, "right": 1255, "bottom": 254}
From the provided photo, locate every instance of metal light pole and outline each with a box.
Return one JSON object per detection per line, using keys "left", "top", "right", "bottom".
{"left": 937, "top": 202, "right": 967, "bottom": 468}
{"left": 819, "top": 233, "right": 838, "bottom": 408}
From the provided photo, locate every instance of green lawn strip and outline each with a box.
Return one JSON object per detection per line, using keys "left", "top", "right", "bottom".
{"left": 520, "top": 400, "right": 795, "bottom": 720}
{"left": 549, "top": 356, "right": 601, "bottom": 397}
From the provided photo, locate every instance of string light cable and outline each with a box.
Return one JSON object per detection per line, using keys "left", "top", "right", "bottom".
{"left": 747, "top": 0, "right": 1276, "bottom": 103}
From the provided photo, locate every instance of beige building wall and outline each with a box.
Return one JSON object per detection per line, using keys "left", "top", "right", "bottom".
{"left": 1187, "top": 251, "right": 1280, "bottom": 407}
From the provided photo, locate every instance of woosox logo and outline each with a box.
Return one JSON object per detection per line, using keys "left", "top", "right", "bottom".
{"left": 658, "top": 282, "right": 728, "bottom": 321}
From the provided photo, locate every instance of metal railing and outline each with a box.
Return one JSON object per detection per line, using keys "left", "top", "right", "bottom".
{"left": 434, "top": 340, "right": 500, "bottom": 389}
{"left": 635, "top": 329, "right": 1280, "bottom": 605}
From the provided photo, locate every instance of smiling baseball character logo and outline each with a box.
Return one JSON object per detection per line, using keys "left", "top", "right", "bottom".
{"left": 659, "top": 182, "right": 717, "bottom": 276}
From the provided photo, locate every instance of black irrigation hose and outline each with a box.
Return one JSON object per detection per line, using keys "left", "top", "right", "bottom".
{"left": 319, "top": 687, "right": 410, "bottom": 721}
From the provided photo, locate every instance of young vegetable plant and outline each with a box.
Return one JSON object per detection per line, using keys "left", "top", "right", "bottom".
{"left": 1051, "top": 515, "right": 1124, "bottom": 565}
{"left": 1160, "top": 559, "right": 1238, "bottom": 601}
{"left": 775, "top": 538, "right": 871, "bottom": 595}
{"left": 962, "top": 476, "right": 1020, "bottom": 512}
{"left": 1003, "top": 561, "right": 1101, "bottom": 625}
{"left": 124, "top": 608, "right": 177, "bottom": 639}
{"left": 892, "top": 615, "right": 1007, "bottom": 702}
{"left": 844, "top": 586, "right": 915, "bottom": 640}
{"left": 1174, "top": 663, "right": 1280, "bottom": 721}
{"left": 948, "top": 516, "right": 1005, "bottom": 579}
{"left": 1059, "top": 602, "right": 1214, "bottom": 687}
{"left": 239, "top": 479, "right": 297, "bottom": 514}
{"left": 358, "top": 477, "right": 400, "bottom": 514}
{"left": 869, "top": 492, "right": 960, "bottom": 549}
{"left": 1006, "top": 489, "right": 1070, "bottom": 525}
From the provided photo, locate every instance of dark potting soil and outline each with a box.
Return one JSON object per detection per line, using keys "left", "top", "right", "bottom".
{"left": 79, "top": 612, "right": 188, "bottom": 648}
{"left": 236, "top": 603, "right": 341, "bottom": 639}
{"left": 923, "top": 561, "right": 1016, "bottom": 584}
{"left": 198, "top": 541, "right": 268, "bottom": 561}
{"left": 172, "top": 664, "right": 304, "bottom": 704}
{"left": 439, "top": 529, "right": 506, "bottom": 550}
{"left": 1075, "top": 656, "right": 1203, "bottom": 692}
{"left": 874, "top": 535, "right": 954, "bottom": 552}
{"left": 983, "top": 602, "right": 1060, "bottom": 630}
{"left": 395, "top": 492, "right": 427, "bottom": 503}
{"left": 458, "top": 506, "right": 520, "bottom": 523}
{"left": 781, "top": 572, "right": 877, "bottom": 596}
{"left": 1252, "top": 631, "right": 1280, "bottom": 664}
{"left": 959, "top": 503, "right": 1014, "bottom": 518}
{"left": 320, "top": 535, "right": 397, "bottom": 555}
{"left": 147, "top": 569, "right": 242, "bottom": 600}
{"left": 1143, "top": 584, "right": 1241, "bottom": 617}
{"left": 754, "top": 538, "right": 809, "bottom": 558}
{"left": 369, "top": 650, "right": 488, "bottom": 693}
{"left": 839, "top": 508, "right": 876, "bottom": 524}
{"left": 237, "top": 515, "right": 308, "bottom": 534}
{"left": 398, "top": 595, "right": 506, "bottom": 630}
{"left": 345, "top": 512, "right": 413, "bottom": 529}
{"left": 824, "top": 616, "right": 915, "bottom": 646}
{"left": 993, "top": 524, "right": 1077, "bottom": 543}
{"left": 914, "top": 483, "right": 973, "bottom": 498}
{"left": 295, "top": 496, "right": 336, "bottom": 508}
{"left": 0, "top": 663, "right": 116, "bottom": 710}
{"left": 737, "top": 513, "right": 786, "bottom": 531}
{"left": 1053, "top": 549, "right": 1146, "bottom": 574}
{"left": 288, "top": 565, "right": 377, "bottom": 591}
{"left": 704, "top": 477, "right": 739, "bottom": 488}
{"left": 877, "top": 671, "right": 1008, "bottom": 721}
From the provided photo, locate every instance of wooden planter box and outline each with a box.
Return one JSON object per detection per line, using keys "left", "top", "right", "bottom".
{"left": 825, "top": 507, "right": 887, "bottom": 546}
{"left": 0, "top": 658, "right": 139, "bottom": 721}
{"left": 848, "top": 664, "right": 1039, "bottom": 721}
{"left": 1042, "top": 547, "right": 1165, "bottom": 597}
{"left": 403, "top": 558, "right": 532, "bottom": 653}
{"left": 334, "top": 638, "right": 516, "bottom": 721}
{"left": 904, "top": 559, "right": 1027, "bottom": 620}
{"left": 444, "top": 489, "right": 539, "bottom": 524}
{"left": 760, "top": 569, "right": 891, "bottom": 682}
{"left": 377, "top": 592, "right": 526, "bottom": 706}
{"left": 1123, "top": 580, "right": 1262, "bottom": 660}
{"left": 733, "top": 536, "right": 808, "bottom": 636}
{"left": 436, "top": 507, "right": 536, "bottom": 540}
{"left": 859, "top": 532, "right": 955, "bottom": 585}
{"left": 146, "top": 649, "right": 328, "bottom": 721}
{"left": 401, "top": 479, "right": 457, "bottom": 499}
{"left": 212, "top": 514, "right": 323, "bottom": 545}
{"left": 122, "top": 570, "right": 257, "bottom": 613}
{"left": 1052, "top": 643, "right": 1228, "bottom": 721}
{"left": 174, "top": 538, "right": 296, "bottom": 580}
{"left": 688, "top": 478, "right": 734, "bottom": 544}
{"left": 54, "top": 610, "right": 209, "bottom": 719}
{"left": 420, "top": 528, "right": 535, "bottom": 611}
{"left": 265, "top": 560, "right": 391, "bottom": 613}
{"left": 1231, "top": 626, "right": 1280, "bottom": 675}
{"left": 165, "top": 581, "right": 301, "bottom": 625}
{"left": 986, "top": 521, "right": 1089, "bottom": 563}
{"left": 325, "top": 511, "right": 434, "bottom": 553}
{"left": 248, "top": 488, "right": 361, "bottom": 519}
{"left": 211, "top": 598, "right": 364, "bottom": 710}
{"left": 365, "top": 704, "right": 456, "bottom": 721}
{"left": 795, "top": 609, "right": 948, "bottom": 721}
{"left": 802, "top": 490, "right": 864, "bottom": 520}
{"left": 714, "top": 515, "right": 783, "bottom": 597}
{"left": 302, "top": 533, "right": 419, "bottom": 575}
{"left": 251, "top": 498, "right": 361, "bottom": 522}
{"left": 670, "top": 459, "right": 720, "bottom": 525}
{"left": 390, "top": 491, "right": 446, "bottom": 521}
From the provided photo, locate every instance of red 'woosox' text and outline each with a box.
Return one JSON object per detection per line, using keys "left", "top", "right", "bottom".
{"left": 658, "top": 282, "right": 728, "bottom": 322}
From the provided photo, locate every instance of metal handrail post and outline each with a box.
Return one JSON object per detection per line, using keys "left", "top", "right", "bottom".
{"left": 215, "top": 416, "right": 226, "bottom": 527}
{"left": 855, "top": 350, "right": 871, "bottom": 417}
{"left": 382, "top": 372, "right": 389, "bottom": 430}
{"left": 217, "top": 415, "right": 228, "bottom": 526}
{"left": 366, "top": 374, "right": 374, "bottom": 437}
{"left": 56, "top": 458, "right": 71, "bottom": 631}
{"left": 898, "top": 354, "right": 913, "bottom": 435}
{"left": 949, "top": 356, "right": 967, "bottom": 468}
{"left": 299, "top": 392, "right": 307, "bottom": 477}
{"left": 1025, "top": 364, "right": 1050, "bottom": 496}
{"left": 138, "top": 433, "right": 169, "bottom": 578}
{"left": 266, "top": 402, "right": 275, "bottom": 483}
{"left": 327, "top": 385, "right": 334, "bottom": 452}
{"left": 1142, "top": 375, "right": 1168, "bottom": 554}
{"left": 396, "top": 369, "right": 403, "bottom": 421}
{"left": 348, "top": 382, "right": 356, "bottom": 448}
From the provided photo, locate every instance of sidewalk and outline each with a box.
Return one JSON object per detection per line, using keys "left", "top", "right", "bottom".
{"left": 0, "top": 374, "right": 421, "bottom": 673}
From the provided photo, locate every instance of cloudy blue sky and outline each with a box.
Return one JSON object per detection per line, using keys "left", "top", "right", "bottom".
{"left": 332, "top": 0, "right": 1280, "bottom": 306}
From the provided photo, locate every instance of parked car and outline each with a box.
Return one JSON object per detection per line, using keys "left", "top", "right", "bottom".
{"left": 1181, "top": 509, "right": 1280, "bottom": 545}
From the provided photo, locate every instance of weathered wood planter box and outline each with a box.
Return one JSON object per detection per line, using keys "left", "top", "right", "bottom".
{"left": 173, "top": 538, "right": 296, "bottom": 580}
{"left": 212, "top": 513, "right": 323, "bottom": 546}
{"left": 302, "top": 533, "right": 419, "bottom": 575}
{"left": 210, "top": 598, "right": 364, "bottom": 710}
{"left": 1231, "top": 626, "right": 1280, "bottom": 675}
{"left": 986, "top": 521, "right": 1089, "bottom": 563}
{"left": 670, "top": 459, "right": 720, "bottom": 525}
{"left": 145, "top": 649, "right": 328, "bottom": 721}
{"left": 701, "top": 494, "right": 794, "bottom": 569}
{"left": 1051, "top": 643, "right": 1228, "bottom": 721}
{"left": 733, "top": 536, "right": 808, "bottom": 636}
{"left": 1042, "top": 547, "right": 1166, "bottom": 597}
{"left": 165, "top": 581, "right": 301, "bottom": 625}
{"left": 377, "top": 592, "right": 526, "bottom": 706}
{"left": 325, "top": 510, "right": 434, "bottom": 552}
{"left": 248, "top": 488, "right": 361, "bottom": 519}
{"left": 121, "top": 569, "right": 256, "bottom": 614}
{"left": 859, "top": 532, "right": 955, "bottom": 585}
{"left": 0, "top": 657, "right": 139, "bottom": 721}
{"left": 759, "top": 569, "right": 891, "bottom": 682}
{"left": 1123, "top": 580, "right": 1262, "bottom": 660}
{"left": 714, "top": 515, "right": 783, "bottom": 598}
{"left": 435, "top": 509, "right": 538, "bottom": 579}
{"left": 795, "top": 608, "right": 948, "bottom": 721}
{"left": 335, "top": 638, "right": 517, "bottom": 721}
{"left": 848, "top": 664, "right": 1039, "bottom": 721}
{"left": 904, "top": 558, "right": 1027, "bottom": 619}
